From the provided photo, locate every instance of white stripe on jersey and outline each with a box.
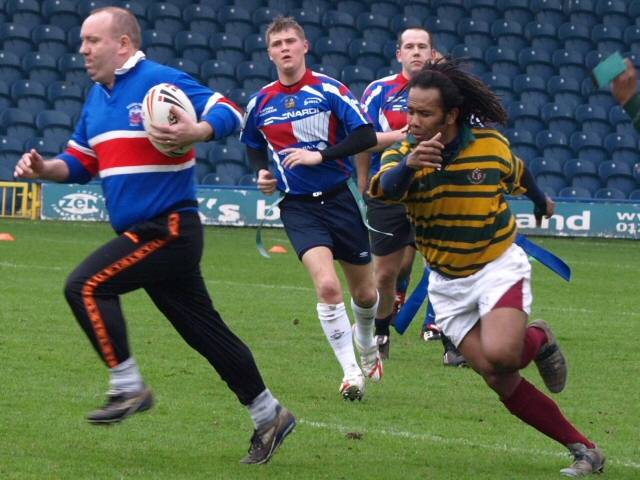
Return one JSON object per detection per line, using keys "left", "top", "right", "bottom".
{"left": 378, "top": 111, "right": 392, "bottom": 132}
{"left": 321, "top": 82, "right": 369, "bottom": 124}
{"left": 68, "top": 139, "right": 97, "bottom": 157}
{"left": 100, "top": 159, "right": 195, "bottom": 178}
{"left": 203, "top": 92, "right": 243, "bottom": 124}
{"left": 89, "top": 130, "right": 147, "bottom": 147}
{"left": 362, "top": 84, "right": 382, "bottom": 112}
{"left": 292, "top": 111, "right": 331, "bottom": 143}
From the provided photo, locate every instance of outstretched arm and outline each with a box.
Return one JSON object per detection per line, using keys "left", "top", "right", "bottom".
{"left": 14, "top": 149, "right": 69, "bottom": 182}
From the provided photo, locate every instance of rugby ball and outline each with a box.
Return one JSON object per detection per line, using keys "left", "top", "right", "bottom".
{"left": 142, "top": 83, "right": 197, "bottom": 157}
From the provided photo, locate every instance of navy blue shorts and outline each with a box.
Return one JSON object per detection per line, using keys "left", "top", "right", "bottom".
{"left": 365, "top": 195, "right": 415, "bottom": 256}
{"left": 280, "top": 183, "right": 372, "bottom": 265}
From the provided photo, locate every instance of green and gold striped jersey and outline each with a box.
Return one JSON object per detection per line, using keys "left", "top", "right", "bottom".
{"left": 369, "top": 127, "right": 526, "bottom": 278}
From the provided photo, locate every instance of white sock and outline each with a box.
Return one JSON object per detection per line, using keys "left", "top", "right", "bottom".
{"left": 109, "top": 357, "right": 144, "bottom": 394}
{"left": 247, "top": 388, "right": 279, "bottom": 430}
{"left": 351, "top": 291, "right": 379, "bottom": 352}
{"left": 317, "top": 302, "right": 360, "bottom": 377}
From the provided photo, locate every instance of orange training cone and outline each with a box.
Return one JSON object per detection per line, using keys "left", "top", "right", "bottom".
{"left": 0, "top": 233, "right": 15, "bottom": 241}
{"left": 268, "top": 245, "right": 287, "bottom": 254}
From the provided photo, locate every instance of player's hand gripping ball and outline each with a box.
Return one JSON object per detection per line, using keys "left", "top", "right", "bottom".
{"left": 142, "top": 83, "right": 196, "bottom": 157}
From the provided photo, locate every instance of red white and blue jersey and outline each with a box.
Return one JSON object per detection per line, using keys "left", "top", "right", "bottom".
{"left": 360, "top": 72, "right": 409, "bottom": 175}
{"left": 58, "top": 52, "right": 242, "bottom": 233}
{"left": 240, "top": 69, "right": 371, "bottom": 195}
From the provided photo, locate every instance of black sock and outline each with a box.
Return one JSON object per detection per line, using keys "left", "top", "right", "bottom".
{"left": 375, "top": 315, "right": 392, "bottom": 336}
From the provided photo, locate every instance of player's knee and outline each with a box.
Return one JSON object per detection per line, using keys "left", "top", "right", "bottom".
{"left": 484, "top": 346, "right": 520, "bottom": 372}
{"left": 375, "top": 267, "right": 397, "bottom": 291}
{"left": 316, "top": 280, "right": 343, "bottom": 304}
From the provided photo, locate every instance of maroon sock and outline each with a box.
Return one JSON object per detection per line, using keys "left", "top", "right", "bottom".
{"left": 502, "top": 378, "right": 594, "bottom": 448}
{"left": 519, "top": 324, "right": 547, "bottom": 369}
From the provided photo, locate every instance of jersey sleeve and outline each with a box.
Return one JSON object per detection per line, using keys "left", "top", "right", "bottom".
{"left": 360, "top": 81, "right": 383, "bottom": 132}
{"left": 239, "top": 95, "right": 266, "bottom": 150}
{"left": 325, "top": 79, "right": 371, "bottom": 134}
{"left": 56, "top": 97, "right": 98, "bottom": 184}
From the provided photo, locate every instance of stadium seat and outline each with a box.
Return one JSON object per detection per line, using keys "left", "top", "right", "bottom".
{"left": 524, "top": 22, "right": 560, "bottom": 52}
{"left": 227, "top": 88, "right": 252, "bottom": 108}
{"left": 403, "top": 3, "right": 431, "bottom": 20}
{"left": 202, "top": 61, "right": 239, "bottom": 94}
{"left": 252, "top": 8, "right": 281, "bottom": 35}
{"left": 195, "top": 163, "right": 214, "bottom": 184}
{"left": 536, "top": 130, "right": 572, "bottom": 162}
{"left": 35, "top": 110, "right": 73, "bottom": 144}
{"left": 509, "top": 103, "right": 544, "bottom": 136}
{"left": 337, "top": 0, "right": 367, "bottom": 19}
{"left": 424, "top": 18, "right": 460, "bottom": 53}
{"left": 486, "top": 46, "right": 520, "bottom": 78}
{"left": 166, "top": 58, "right": 200, "bottom": 82}
{"left": 310, "top": 64, "right": 341, "bottom": 80}
{"left": 568, "top": 0, "right": 598, "bottom": 30}
{"left": 490, "top": 20, "right": 527, "bottom": 51}
{"left": 174, "top": 31, "right": 211, "bottom": 65}
{"left": 370, "top": 1, "right": 401, "bottom": 18}
{"left": 121, "top": 1, "right": 150, "bottom": 31}
{"left": 237, "top": 0, "right": 266, "bottom": 14}
{"left": 237, "top": 173, "right": 258, "bottom": 187}
{"left": 505, "top": 128, "right": 538, "bottom": 162}
{"left": 315, "top": 37, "right": 351, "bottom": 71}
{"left": 213, "top": 160, "right": 250, "bottom": 186}
{"left": 290, "top": 9, "right": 323, "bottom": 43}
{"left": 634, "top": 162, "right": 640, "bottom": 182}
{"left": 594, "top": 187, "right": 627, "bottom": 200}
{"left": 457, "top": 18, "right": 492, "bottom": 51}
{"left": 11, "top": 80, "right": 48, "bottom": 116}
{"left": 210, "top": 33, "right": 246, "bottom": 65}
{"left": 552, "top": 49, "right": 587, "bottom": 84}
{"left": 628, "top": 189, "right": 640, "bottom": 200}
{"left": 322, "top": 10, "right": 358, "bottom": 42}
{"left": 529, "top": 156, "right": 564, "bottom": 178}
{"left": 356, "top": 13, "right": 392, "bottom": 43}
{"left": 209, "top": 144, "right": 245, "bottom": 166}
{"left": 0, "top": 23, "right": 34, "bottom": 57}
{"left": 142, "top": 30, "right": 175, "bottom": 65}
{"left": 0, "top": 51, "right": 24, "bottom": 86}
{"left": 558, "top": 186, "right": 593, "bottom": 199}
{"left": 77, "top": 1, "right": 114, "bottom": 19}
{"left": 464, "top": 0, "right": 500, "bottom": 23}
{"left": 535, "top": 173, "right": 567, "bottom": 195}
{"left": 598, "top": 161, "right": 637, "bottom": 195}
{"left": 518, "top": 48, "right": 554, "bottom": 79}
{"left": 609, "top": 105, "right": 633, "bottom": 135}
{"left": 0, "top": 109, "right": 37, "bottom": 141}
{"left": 0, "top": 81, "right": 10, "bottom": 111}
{"left": 22, "top": 52, "right": 61, "bottom": 85}
{"left": 434, "top": 0, "right": 468, "bottom": 24}
{"left": 349, "top": 39, "right": 387, "bottom": 71}
{"left": 24, "top": 137, "right": 62, "bottom": 157}
{"left": 147, "top": 3, "right": 184, "bottom": 36}
{"left": 596, "top": 0, "right": 630, "bottom": 30}
{"left": 243, "top": 34, "right": 267, "bottom": 64}
{"left": 31, "top": 24, "right": 68, "bottom": 57}
{"left": 575, "top": 104, "right": 612, "bottom": 137}
{"left": 581, "top": 77, "right": 617, "bottom": 111}
{"left": 0, "top": 136, "right": 23, "bottom": 163}
{"left": 497, "top": 0, "right": 533, "bottom": 25}
{"left": 558, "top": 23, "right": 593, "bottom": 56}
{"left": 450, "top": 44, "right": 487, "bottom": 76}
{"left": 341, "top": 65, "right": 375, "bottom": 86}
{"left": 513, "top": 75, "right": 549, "bottom": 109}
{"left": 604, "top": 133, "right": 640, "bottom": 166}
{"left": 541, "top": 103, "right": 579, "bottom": 138}
{"left": 570, "top": 131, "right": 608, "bottom": 163}
{"left": 218, "top": 6, "right": 254, "bottom": 37}
{"left": 624, "top": 26, "right": 640, "bottom": 55}
{"left": 42, "top": 0, "right": 81, "bottom": 30}
{"left": 481, "top": 73, "right": 515, "bottom": 104}
{"left": 236, "top": 61, "right": 272, "bottom": 91}
{"left": 6, "top": 0, "right": 43, "bottom": 26}
{"left": 266, "top": 0, "right": 298, "bottom": 11}
{"left": 531, "top": 0, "right": 565, "bottom": 25}
{"left": 547, "top": 76, "right": 583, "bottom": 110}
{"left": 563, "top": 158, "right": 601, "bottom": 192}
{"left": 591, "top": 24, "right": 625, "bottom": 55}
{"left": 182, "top": 4, "right": 218, "bottom": 35}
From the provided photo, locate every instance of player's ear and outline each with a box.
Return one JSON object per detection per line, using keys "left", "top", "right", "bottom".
{"left": 446, "top": 107, "right": 459, "bottom": 126}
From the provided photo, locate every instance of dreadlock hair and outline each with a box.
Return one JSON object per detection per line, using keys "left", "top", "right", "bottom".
{"left": 408, "top": 57, "right": 508, "bottom": 127}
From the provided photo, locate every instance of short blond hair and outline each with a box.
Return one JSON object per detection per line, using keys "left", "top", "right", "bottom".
{"left": 91, "top": 6, "right": 141, "bottom": 50}
{"left": 265, "top": 16, "right": 306, "bottom": 45}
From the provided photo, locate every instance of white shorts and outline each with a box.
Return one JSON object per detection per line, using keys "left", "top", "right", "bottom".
{"left": 428, "top": 243, "right": 532, "bottom": 347}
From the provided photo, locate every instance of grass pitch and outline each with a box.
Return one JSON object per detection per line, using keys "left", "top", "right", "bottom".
{"left": 0, "top": 219, "right": 639, "bottom": 479}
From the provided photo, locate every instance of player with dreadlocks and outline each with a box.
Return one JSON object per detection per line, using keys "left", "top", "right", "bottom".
{"left": 369, "top": 58, "right": 605, "bottom": 477}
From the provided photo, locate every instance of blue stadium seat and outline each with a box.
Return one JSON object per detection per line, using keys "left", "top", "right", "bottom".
{"left": 209, "top": 144, "right": 245, "bottom": 165}
{"left": 66, "top": 25, "right": 82, "bottom": 52}
{"left": 434, "top": 0, "right": 468, "bottom": 24}
{"left": 536, "top": 130, "right": 572, "bottom": 161}
{"left": 580, "top": 77, "right": 617, "bottom": 111}
{"left": 301, "top": 0, "right": 331, "bottom": 13}
{"left": 0, "top": 51, "right": 23, "bottom": 85}
{"left": 227, "top": 88, "right": 252, "bottom": 108}
{"left": 568, "top": 0, "right": 598, "bottom": 30}
{"left": 349, "top": 39, "right": 387, "bottom": 71}
{"left": 558, "top": 186, "right": 593, "bottom": 199}
{"left": 142, "top": 30, "right": 175, "bottom": 65}
{"left": 0, "top": 109, "right": 37, "bottom": 141}
{"left": 0, "top": 23, "right": 33, "bottom": 57}
{"left": 558, "top": 23, "right": 593, "bottom": 56}
{"left": 624, "top": 26, "right": 640, "bottom": 55}
{"left": 42, "top": 0, "right": 81, "bottom": 30}
{"left": 22, "top": 52, "right": 61, "bottom": 85}
{"left": 322, "top": 10, "right": 358, "bottom": 40}
{"left": 252, "top": 8, "right": 281, "bottom": 35}
{"left": 509, "top": 102, "right": 544, "bottom": 136}
{"left": 634, "top": 162, "right": 640, "bottom": 183}
{"left": 121, "top": 1, "right": 150, "bottom": 31}
{"left": 182, "top": 4, "right": 218, "bottom": 35}
{"left": 570, "top": 131, "right": 608, "bottom": 163}
{"left": 202, "top": 61, "right": 239, "bottom": 94}
{"left": 316, "top": 36, "right": 351, "bottom": 71}
{"left": 31, "top": 24, "right": 68, "bottom": 57}
{"left": 11, "top": 80, "right": 48, "bottom": 116}
{"left": 47, "top": 81, "right": 84, "bottom": 119}
{"left": 563, "top": 158, "right": 601, "bottom": 192}
{"left": 424, "top": 18, "right": 460, "bottom": 53}
{"left": 194, "top": 143, "right": 213, "bottom": 165}
{"left": 575, "top": 104, "right": 612, "bottom": 137}
{"left": 174, "top": 31, "right": 211, "bottom": 65}
{"left": 608, "top": 105, "right": 633, "bottom": 134}
{"left": 604, "top": 133, "right": 640, "bottom": 166}
{"left": 518, "top": 48, "right": 554, "bottom": 79}
{"left": 196, "top": 163, "right": 214, "bottom": 184}
{"left": 290, "top": 9, "right": 323, "bottom": 43}
{"left": 541, "top": 103, "right": 579, "bottom": 138}
{"left": 244, "top": 34, "right": 268, "bottom": 63}
{"left": 77, "top": 1, "right": 115, "bottom": 19}
{"left": 535, "top": 173, "right": 567, "bottom": 195}
{"left": 370, "top": 1, "right": 401, "bottom": 18}
{"left": 513, "top": 74, "right": 549, "bottom": 109}
{"left": 629, "top": 189, "right": 640, "bottom": 200}
{"left": 337, "top": 0, "right": 368, "bottom": 19}
{"left": 596, "top": 0, "right": 630, "bottom": 30}
{"left": 266, "top": 0, "right": 297, "bottom": 11}
{"left": 549, "top": 76, "right": 584, "bottom": 110}
{"left": 24, "top": 137, "right": 62, "bottom": 157}
{"left": 375, "top": 66, "right": 397, "bottom": 79}
{"left": 6, "top": 0, "right": 42, "bottom": 26}
{"left": 451, "top": 44, "right": 487, "bottom": 75}
{"left": 481, "top": 73, "right": 515, "bottom": 104}
{"left": 457, "top": 18, "right": 492, "bottom": 51}
{"left": 219, "top": 6, "right": 254, "bottom": 37}
{"left": 237, "top": 0, "right": 266, "bottom": 13}
{"left": 310, "top": 64, "right": 341, "bottom": 80}
{"left": 594, "top": 187, "right": 627, "bottom": 200}
{"left": 403, "top": 3, "right": 431, "bottom": 20}
{"left": 497, "top": 0, "right": 534, "bottom": 25}
{"left": 0, "top": 81, "right": 10, "bottom": 110}
{"left": 505, "top": 128, "right": 538, "bottom": 162}
{"left": 551, "top": 50, "right": 587, "bottom": 84}
{"left": 630, "top": 0, "right": 640, "bottom": 17}
{"left": 529, "top": 156, "right": 563, "bottom": 177}
{"left": 490, "top": 20, "right": 527, "bottom": 51}
{"left": 356, "top": 13, "right": 392, "bottom": 43}
{"left": 0, "top": 136, "right": 23, "bottom": 159}
{"left": 166, "top": 58, "right": 200, "bottom": 82}
{"left": 36, "top": 110, "right": 73, "bottom": 143}
{"left": 147, "top": 3, "right": 185, "bottom": 36}
{"left": 213, "top": 160, "right": 249, "bottom": 186}
{"left": 236, "top": 61, "right": 272, "bottom": 91}
{"left": 210, "top": 33, "right": 246, "bottom": 65}
{"left": 598, "top": 161, "right": 637, "bottom": 195}
{"left": 237, "top": 173, "right": 258, "bottom": 187}
{"left": 464, "top": 0, "right": 500, "bottom": 23}
{"left": 524, "top": 22, "right": 560, "bottom": 52}
{"left": 531, "top": 0, "right": 565, "bottom": 25}
{"left": 341, "top": 65, "right": 375, "bottom": 85}
{"left": 591, "top": 24, "right": 625, "bottom": 55}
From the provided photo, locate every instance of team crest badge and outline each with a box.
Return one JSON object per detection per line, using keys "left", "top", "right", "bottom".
{"left": 284, "top": 96, "right": 296, "bottom": 109}
{"left": 127, "top": 102, "right": 143, "bottom": 126}
{"left": 467, "top": 168, "right": 486, "bottom": 184}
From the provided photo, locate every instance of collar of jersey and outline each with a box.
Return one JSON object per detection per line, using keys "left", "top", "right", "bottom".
{"left": 278, "top": 68, "right": 314, "bottom": 93}
{"left": 114, "top": 51, "right": 146, "bottom": 77}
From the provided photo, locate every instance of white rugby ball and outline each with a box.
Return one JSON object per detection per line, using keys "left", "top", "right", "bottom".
{"left": 142, "top": 83, "right": 197, "bottom": 157}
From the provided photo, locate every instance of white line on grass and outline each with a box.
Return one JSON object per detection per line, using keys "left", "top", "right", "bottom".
{"left": 300, "top": 419, "right": 640, "bottom": 471}
{"left": 0, "top": 261, "right": 65, "bottom": 271}
{"left": 536, "top": 305, "right": 640, "bottom": 318}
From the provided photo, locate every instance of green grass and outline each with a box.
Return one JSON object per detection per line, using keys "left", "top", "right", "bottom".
{"left": 0, "top": 219, "right": 639, "bottom": 479}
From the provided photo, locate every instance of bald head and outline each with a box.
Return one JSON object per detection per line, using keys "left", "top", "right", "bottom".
{"left": 90, "top": 6, "right": 141, "bottom": 50}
